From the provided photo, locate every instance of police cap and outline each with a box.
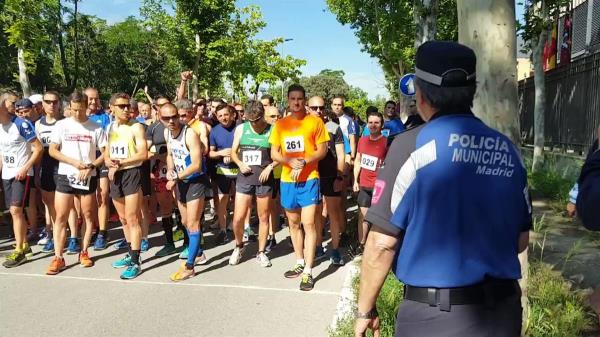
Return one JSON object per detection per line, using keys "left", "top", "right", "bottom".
{"left": 415, "top": 41, "right": 476, "bottom": 87}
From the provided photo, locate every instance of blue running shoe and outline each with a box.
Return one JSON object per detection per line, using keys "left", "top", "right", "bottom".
{"left": 66, "top": 237, "right": 80, "bottom": 255}
{"left": 120, "top": 264, "right": 142, "bottom": 279}
{"left": 112, "top": 254, "right": 132, "bottom": 269}
{"left": 179, "top": 246, "right": 189, "bottom": 260}
{"left": 42, "top": 239, "right": 54, "bottom": 253}
{"left": 94, "top": 234, "right": 108, "bottom": 251}
{"left": 141, "top": 239, "right": 150, "bottom": 252}
{"left": 112, "top": 239, "right": 128, "bottom": 250}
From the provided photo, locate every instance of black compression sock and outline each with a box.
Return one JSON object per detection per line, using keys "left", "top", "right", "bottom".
{"left": 130, "top": 250, "right": 141, "bottom": 265}
{"left": 162, "top": 217, "right": 174, "bottom": 245}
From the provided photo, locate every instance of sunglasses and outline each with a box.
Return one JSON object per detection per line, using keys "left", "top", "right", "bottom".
{"left": 309, "top": 106, "right": 325, "bottom": 111}
{"left": 44, "top": 100, "right": 59, "bottom": 105}
{"left": 114, "top": 104, "right": 130, "bottom": 109}
{"left": 161, "top": 114, "right": 179, "bottom": 121}
{"left": 178, "top": 114, "right": 190, "bottom": 118}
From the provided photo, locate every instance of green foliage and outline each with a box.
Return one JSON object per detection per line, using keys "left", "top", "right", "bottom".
{"left": 527, "top": 261, "right": 593, "bottom": 337}
{"left": 527, "top": 166, "right": 575, "bottom": 203}
{"left": 518, "top": 0, "right": 571, "bottom": 55}
{"left": 326, "top": 0, "right": 457, "bottom": 97}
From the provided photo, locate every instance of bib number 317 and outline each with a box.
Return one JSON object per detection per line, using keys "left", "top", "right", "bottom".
{"left": 284, "top": 136, "right": 304, "bottom": 153}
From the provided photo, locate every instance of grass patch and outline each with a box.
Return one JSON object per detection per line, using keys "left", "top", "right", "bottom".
{"left": 330, "top": 273, "right": 402, "bottom": 337}
{"left": 527, "top": 261, "right": 593, "bottom": 337}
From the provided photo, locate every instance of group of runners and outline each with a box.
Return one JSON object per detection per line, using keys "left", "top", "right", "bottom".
{"left": 0, "top": 73, "right": 420, "bottom": 291}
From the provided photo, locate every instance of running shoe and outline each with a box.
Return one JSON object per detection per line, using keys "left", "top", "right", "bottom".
{"left": 228, "top": 245, "right": 245, "bottom": 265}
{"left": 93, "top": 234, "right": 108, "bottom": 251}
{"left": 155, "top": 243, "right": 176, "bottom": 257}
{"left": 37, "top": 228, "right": 49, "bottom": 245}
{"left": 265, "top": 235, "right": 277, "bottom": 254}
{"left": 3, "top": 250, "right": 26, "bottom": 268}
{"left": 299, "top": 273, "right": 314, "bottom": 291}
{"left": 178, "top": 246, "right": 189, "bottom": 260}
{"left": 120, "top": 264, "right": 142, "bottom": 280}
{"left": 315, "top": 246, "right": 327, "bottom": 262}
{"left": 22, "top": 242, "right": 34, "bottom": 259}
{"left": 284, "top": 264, "right": 304, "bottom": 278}
{"left": 112, "top": 254, "right": 132, "bottom": 269}
{"left": 112, "top": 239, "right": 128, "bottom": 250}
{"left": 215, "top": 230, "right": 229, "bottom": 246}
{"left": 42, "top": 239, "right": 54, "bottom": 253}
{"left": 195, "top": 252, "right": 208, "bottom": 265}
{"left": 170, "top": 266, "right": 194, "bottom": 282}
{"left": 172, "top": 229, "right": 184, "bottom": 242}
{"left": 243, "top": 227, "right": 257, "bottom": 242}
{"left": 256, "top": 252, "right": 272, "bottom": 268}
{"left": 330, "top": 249, "right": 345, "bottom": 266}
{"left": 66, "top": 237, "right": 80, "bottom": 255}
{"left": 46, "top": 256, "right": 66, "bottom": 275}
{"left": 141, "top": 239, "right": 150, "bottom": 252}
{"left": 79, "top": 251, "right": 94, "bottom": 267}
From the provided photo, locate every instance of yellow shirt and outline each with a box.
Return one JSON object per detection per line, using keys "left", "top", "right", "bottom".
{"left": 268, "top": 114, "right": 330, "bottom": 183}
{"left": 107, "top": 121, "right": 140, "bottom": 169}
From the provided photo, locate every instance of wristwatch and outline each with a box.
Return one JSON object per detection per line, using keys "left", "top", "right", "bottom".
{"left": 355, "top": 308, "right": 378, "bottom": 319}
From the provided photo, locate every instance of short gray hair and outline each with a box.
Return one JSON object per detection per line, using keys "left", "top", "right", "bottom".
{"left": 174, "top": 99, "right": 193, "bottom": 110}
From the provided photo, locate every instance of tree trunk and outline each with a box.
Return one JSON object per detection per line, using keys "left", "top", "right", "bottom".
{"left": 57, "top": 3, "right": 71, "bottom": 88}
{"left": 17, "top": 48, "right": 32, "bottom": 97}
{"left": 192, "top": 34, "right": 201, "bottom": 101}
{"left": 70, "top": 0, "right": 79, "bottom": 92}
{"left": 414, "top": 0, "right": 439, "bottom": 49}
{"left": 532, "top": 30, "right": 547, "bottom": 173}
{"left": 457, "top": 1, "right": 527, "bottom": 335}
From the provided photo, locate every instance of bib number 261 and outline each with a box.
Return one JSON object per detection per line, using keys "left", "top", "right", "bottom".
{"left": 284, "top": 136, "right": 304, "bottom": 153}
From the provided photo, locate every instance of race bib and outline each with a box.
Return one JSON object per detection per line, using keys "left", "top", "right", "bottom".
{"left": 360, "top": 154, "right": 378, "bottom": 171}
{"left": 110, "top": 142, "right": 129, "bottom": 159}
{"left": 284, "top": 136, "right": 304, "bottom": 153}
{"left": 242, "top": 150, "right": 262, "bottom": 166}
{"left": 67, "top": 173, "right": 91, "bottom": 191}
{"left": 159, "top": 165, "right": 168, "bottom": 178}
{"left": 39, "top": 132, "right": 52, "bottom": 147}
{"left": 2, "top": 154, "right": 17, "bottom": 169}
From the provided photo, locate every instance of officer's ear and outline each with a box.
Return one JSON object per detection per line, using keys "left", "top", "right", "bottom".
{"left": 415, "top": 89, "right": 433, "bottom": 122}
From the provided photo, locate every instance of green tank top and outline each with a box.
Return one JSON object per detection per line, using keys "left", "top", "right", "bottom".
{"left": 238, "top": 122, "right": 273, "bottom": 186}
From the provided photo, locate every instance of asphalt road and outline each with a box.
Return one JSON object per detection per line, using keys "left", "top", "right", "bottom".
{"left": 0, "top": 222, "right": 349, "bottom": 337}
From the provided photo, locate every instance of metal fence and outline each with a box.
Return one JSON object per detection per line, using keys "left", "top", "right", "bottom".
{"left": 518, "top": 51, "right": 600, "bottom": 155}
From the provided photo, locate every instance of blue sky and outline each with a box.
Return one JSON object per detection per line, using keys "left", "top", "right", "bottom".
{"left": 79, "top": 0, "right": 525, "bottom": 99}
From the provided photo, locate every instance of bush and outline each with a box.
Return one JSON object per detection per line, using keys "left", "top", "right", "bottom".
{"left": 526, "top": 261, "right": 593, "bottom": 337}
{"left": 527, "top": 165, "right": 576, "bottom": 203}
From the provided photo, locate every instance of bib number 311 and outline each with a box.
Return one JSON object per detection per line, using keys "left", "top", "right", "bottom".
{"left": 284, "top": 136, "right": 304, "bottom": 153}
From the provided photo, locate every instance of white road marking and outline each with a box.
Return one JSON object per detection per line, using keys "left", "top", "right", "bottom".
{"left": 0, "top": 271, "right": 340, "bottom": 296}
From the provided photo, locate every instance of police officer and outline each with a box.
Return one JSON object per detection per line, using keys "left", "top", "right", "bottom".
{"left": 354, "top": 41, "right": 531, "bottom": 337}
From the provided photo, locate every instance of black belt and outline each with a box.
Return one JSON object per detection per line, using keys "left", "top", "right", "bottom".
{"left": 403, "top": 280, "right": 519, "bottom": 311}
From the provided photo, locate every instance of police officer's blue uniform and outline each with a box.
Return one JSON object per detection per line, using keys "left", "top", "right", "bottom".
{"left": 364, "top": 41, "right": 531, "bottom": 337}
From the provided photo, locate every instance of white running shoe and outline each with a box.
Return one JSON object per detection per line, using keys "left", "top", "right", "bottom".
{"left": 229, "top": 246, "right": 244, "bottom": 265}
{"left": 256, "top": 252, "right": 272, "bottom": 268}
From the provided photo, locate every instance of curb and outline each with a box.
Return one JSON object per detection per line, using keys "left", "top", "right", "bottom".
{"left": 330, "top": 257, "right": 361, "bottom": 330}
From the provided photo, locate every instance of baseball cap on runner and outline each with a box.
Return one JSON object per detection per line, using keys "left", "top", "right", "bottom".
{"left": 15, "top": 98, "right": 33, "bottom": 110}
{"left": 29, "top": 94, "right": 43, "bottom": 105}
